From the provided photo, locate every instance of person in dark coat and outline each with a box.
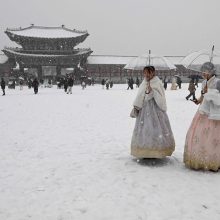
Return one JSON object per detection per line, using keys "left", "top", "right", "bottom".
{"left": 127, "top": 78, "right": 134, "bottom": 90}
{"left": 27, "top": 79, "right": 32, "bottom": 89}
{"left": 101, "top": 79, "right": 105, "bottom": 89}
{"left": 127, "top": 78, "right": 130, "bottom": 90}
{"left": 1, "top": 78, "right": 6, "bottom": 96}
{"left": 67, "top": 76, "right": 74, "bottom": 94}
{"left": 19, "top": 80, "right": 23, "bottom": 90}
{"left": 135, "top": 77, "right": 140, "bottom": 88}
{"left": 186, "top": 80, "right": 196, "bottom": 101}
{"left": 48, "top": 79, "right": 52, "bottom": 88}
{"left": 105, "top": 79, "right": 110, "bottom": 90}
{"left": 63, "top": 78, "right": 68, "bottom": 93}
{"left": 32, "top": 78, "right": 39, "bottom": 94}
{"left": 110, "top": 80, "right": 113, "bottom": 88}
{"left": 176, "top": 77, "right": 182, "bottom": 89}
{"left": 130, "top": 77, "right": 134, "bottom": 89}
{"left": 163, "top": 76, "right": 169, "bottom": 90}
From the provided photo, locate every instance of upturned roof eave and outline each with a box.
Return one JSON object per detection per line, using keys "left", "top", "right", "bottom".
{"left": 5, "top": 31, "right": 89, "bottom": 41}
{"left": 5, "top": 25, "right": 89, "bottom": 40}
{"left": 3, "top": 48, "right": 92, "bottom": 58}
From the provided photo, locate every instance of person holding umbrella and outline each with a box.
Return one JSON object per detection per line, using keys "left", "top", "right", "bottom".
{"left": 184, "top": 62, "right": 220, "bottom": 171}
{"left": 130, "top": 66, "right": 175, "bottom": 159}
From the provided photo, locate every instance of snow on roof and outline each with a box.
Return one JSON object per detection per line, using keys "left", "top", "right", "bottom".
{"left": 87, "top": 55, "right": 136, "bottom": 65}
{"left": 87, "top": 55, "right": 184, "bottom": 65}
{"left": 3, "top": 48, "right": 91, "bottom": 58}
{"left": 6, "top": 25, "right": 88, "bottom": 39}
{"left": 0, "top": 54, "right": 8, "bottom": 64}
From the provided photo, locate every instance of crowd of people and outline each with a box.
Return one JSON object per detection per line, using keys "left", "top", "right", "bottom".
{"left": 101, "top": 78, "right": 114, "bottom": 90}
{"left": 0, "top": 75, "right": 94, "bottom": 95}
{"left": 126, "top": 77, "right": 140, "bottom": 90}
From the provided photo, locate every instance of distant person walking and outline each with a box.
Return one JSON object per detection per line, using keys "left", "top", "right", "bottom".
{"left": 81, "top": 81, "right": 86, "bottom": 89}
{"left": 176, "top": 77, "right": 182, "bottom": 89}
{"left": 19, "top": 80, "right": 23, "bottom": 90}
{"left": 105, "top": 79, "right": 110, "bottom": 90}
{"left": 27, "top": 79, "right": 32, "bottom": 89}
{"left": 64, "top": 77, "right": 68, "bottom": 93}
{"left": 67, "top": 76, "right": 74, "bottom": 94}
{"left": 171, "top": 77, "right": 177, "bottom": 90}
{"left": 186, "top": 80, "right": 196, "bottom": 101}
{"left": 127, "top": 78, "right": 134, "bottom": 90}
{"left": 32, "top": 78, "right": 39, "bottom": 94}
{"left": 101, "top": 79, "right": 105, "bottom": 89}
{"left": 130, "top": 77, "right": 134, "bottom": 89}
{"left": 110, "top": 80, "right": 113, "bottom": 88}
{"left": 136, "top": 77, "right": 140, "bottom": 88}
{"left": 1, "top": 78, "right": 6, "bottom": 96}
{"left": 163, "top": 76, "right": 169, "bottom": 90}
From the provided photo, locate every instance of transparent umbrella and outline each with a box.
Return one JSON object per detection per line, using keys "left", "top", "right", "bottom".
{"left": 180, "top": 46, "right": 220, "bottom": 74}
{"left": 124, "top": 50, "right": 176, "bottom": 71}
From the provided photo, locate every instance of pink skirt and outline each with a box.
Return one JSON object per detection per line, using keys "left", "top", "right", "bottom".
{"left": 184, "top": 111, "right": 220, "bottom": 171}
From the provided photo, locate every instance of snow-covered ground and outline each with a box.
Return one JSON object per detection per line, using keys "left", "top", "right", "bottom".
{"left": 0, "top": 83, "right": 220, "bottom": 220}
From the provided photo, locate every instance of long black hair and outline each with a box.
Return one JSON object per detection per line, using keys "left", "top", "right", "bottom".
{"left": 143, "top": 66, "right": 156, "bottom": 73}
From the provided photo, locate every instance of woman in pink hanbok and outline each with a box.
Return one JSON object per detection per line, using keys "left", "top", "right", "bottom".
{"left": 184, "top": 62, "right": 220, "bottom": 171}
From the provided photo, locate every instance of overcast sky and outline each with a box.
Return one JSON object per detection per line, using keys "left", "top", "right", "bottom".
{"left": 0, "top": 0, "right": 219, "bottom": 56}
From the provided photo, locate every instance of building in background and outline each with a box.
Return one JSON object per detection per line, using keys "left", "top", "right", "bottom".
{"left": 86, "top": 55, "right": 198, "bottom": 83}
{"left": 0, "top": 54, "right": 15, "bottom": 80}
{"left": 1, "top": 25, "right": 202, "bottom": 84}
{"left": 2, "top": 25, "right": 92, "bottom": 80}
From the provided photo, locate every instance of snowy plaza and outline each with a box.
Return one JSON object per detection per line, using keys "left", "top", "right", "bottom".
{"left": 0, "top": 84, "right": 220, "bottom": 220}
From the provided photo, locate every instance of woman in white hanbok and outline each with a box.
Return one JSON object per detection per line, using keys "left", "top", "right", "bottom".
{"left": 130, "top": 66, "right": 175, "bottom": 158}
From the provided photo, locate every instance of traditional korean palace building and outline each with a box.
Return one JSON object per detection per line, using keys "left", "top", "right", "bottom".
{"left": 0, "top": 25, "right": 200, "bottom": 82}
{"left": 0, "top": 54, "right": 15, "bottom": 79}
{"left": 2, "top": 25, "right": 92, "bottom": 79}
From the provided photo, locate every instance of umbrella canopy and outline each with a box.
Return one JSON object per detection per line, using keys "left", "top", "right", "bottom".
{"left": 180, "top": 46, "right": 220, "bottom": 74}
{"left": 174, "top": 75, "right": 181, "bottom": 79}
{"left": 124, "top": 50, "right": 176, "bottom": 71}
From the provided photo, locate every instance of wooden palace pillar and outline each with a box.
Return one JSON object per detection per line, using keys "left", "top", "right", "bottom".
{"left": 56, "top": 66, "right": 61, "bottom": 76}
{"left": 119, "top": 66, "right": 122, "bottom": 83}
{"left": 19, "top": 65, "right": 24, "bottom": 76}
{"left": 37, "top": 66, "right": 43, "bottom": 79}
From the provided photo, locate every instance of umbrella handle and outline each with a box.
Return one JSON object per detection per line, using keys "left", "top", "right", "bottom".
{"left": 202, "top": 81, "right": 208, "bottom": 94}
{"left": 145, "top": 81, "right": 151, "bottom": 94}
{"left": 210, "top": 45, "right": 214, "bottom": 62}
{"left": 149, "top": 50, "right": 151, "bottom": 65}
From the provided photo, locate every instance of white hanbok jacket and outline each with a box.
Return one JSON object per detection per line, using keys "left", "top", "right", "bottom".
{"left": 133, "top": 76, "right": 167, "bottom": 112}
{"left": 199, "top": 76, "right": 220, "bottom": 120}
